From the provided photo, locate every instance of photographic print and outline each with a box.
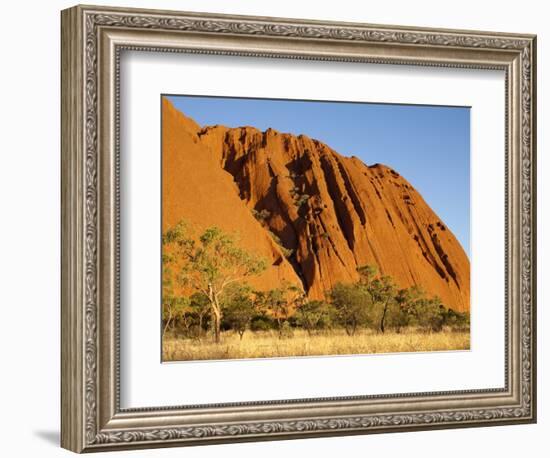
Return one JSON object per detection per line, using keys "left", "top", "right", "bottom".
{"left": 61, "top": 7, "right": 536, "bottom": 450}
{"left": 161, "top": 95, "right": 471, "bottom": 362}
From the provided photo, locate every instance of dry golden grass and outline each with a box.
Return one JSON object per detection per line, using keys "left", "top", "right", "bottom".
{"left": 163, "top": 328, "right": 470, "bottom": 362}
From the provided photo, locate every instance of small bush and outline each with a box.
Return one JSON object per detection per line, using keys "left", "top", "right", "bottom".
{"left": 251, "top": 208, "right": 271, "bottom": 225}
{"left": 268, "top": 231, "right": 294, "bottom": 258}
{"left": 250, "top": 315, "right": 275, "bottom": 332}
{"left": 293, "top": 193, "right": 310, "bottom": 208}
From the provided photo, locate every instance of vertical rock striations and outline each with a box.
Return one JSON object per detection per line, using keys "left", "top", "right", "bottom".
{"left": 162, "top": 98, "right": 470, "bottom": 312}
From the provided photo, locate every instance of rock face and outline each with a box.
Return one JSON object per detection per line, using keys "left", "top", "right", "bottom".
{"left": 162, "top": 98, "right": 470, "bottom": 312}
{"left": 162, "top": 99, "right": 302, "bottom": 292}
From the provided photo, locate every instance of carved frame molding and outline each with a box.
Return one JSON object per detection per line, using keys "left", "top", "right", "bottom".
{"left": 61, "top": 4, "right": 536, "bottom": 452}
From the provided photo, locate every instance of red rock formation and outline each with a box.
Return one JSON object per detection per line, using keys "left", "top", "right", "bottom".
{"left": 162, "top": 99, "right": 302, "bottom": 292}
{"left": 162, "top": 98, "right": 470, "bottom": 312}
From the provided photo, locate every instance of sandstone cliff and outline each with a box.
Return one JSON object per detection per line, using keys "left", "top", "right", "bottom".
{"left": 162, "top": 98, "right": 470, "bottom": 312}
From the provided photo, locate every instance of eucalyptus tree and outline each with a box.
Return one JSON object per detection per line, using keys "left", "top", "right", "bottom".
{"left": 163, "top": 220, "right": 267, "bottom": 343}
{"left": 256, "top": 282, "right": 304, "bottom": 338}
{"left": 222, "top": 284, "right": 256, "bottom": 340}
{"left": 329, "top": 282, "right": 372, "bottom": 336}
{"left": 294, "top": 300, "right": 331, "bottom": 335}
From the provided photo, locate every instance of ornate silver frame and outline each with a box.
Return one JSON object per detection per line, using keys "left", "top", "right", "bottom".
{"left": 61, "top": 4, "right": 537, "bottom": 453}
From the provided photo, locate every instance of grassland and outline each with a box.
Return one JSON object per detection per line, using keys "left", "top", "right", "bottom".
{"left": 162, "top": 328, "right": 470, "bottom": 362}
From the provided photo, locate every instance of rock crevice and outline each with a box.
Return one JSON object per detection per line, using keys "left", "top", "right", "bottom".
{"left": 163, "top": 99, "right": 470, "bottom": 312}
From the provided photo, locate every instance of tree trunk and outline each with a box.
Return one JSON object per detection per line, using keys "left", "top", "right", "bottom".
{"left": 380, "top": 300, "right": 389, "bottom": 333}
{"left": 163, "top": 307, "right": 172, "bottom": 337}
{"left": 209, "top": 285, "right": 222, "bottom": 344}
{"left": 213, "top": 310, "right": 221, "bottom": 343}
{"left": 198, "top": 314, "right": 204, "bottom": 339}
{"left": 345, "top": 321, "right": 356, "bottom": 336}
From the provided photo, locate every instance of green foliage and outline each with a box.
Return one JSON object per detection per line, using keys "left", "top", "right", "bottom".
{"left": 268, "top": 231, "right": 294, "bottom": 258}
{"left": 294, "top": 300, "right": 332, "bottom": 335}
{"left": 163, "top": 219, "right": 268, "bottom": 342}
{"left": 162, "top": 225, "right": 470, "bottom": 343}
{"left": 251, "top": 208, "right": 294, "bottom": 258}
{"left": 162, "top": 220, "right": 196, "bottom": 262}
{"left": 250, "top": 315, "right": 275, "bottom": 332}
{"left": 162, "top": 296, "right": 191, "bottom": 336}
{"left": 188, "top": 292, "right": 211, "bottom": 335}
{"left": 330, "top": 267, "right": 469, "bottom": 335}
{"left": 188, "top": 227, "right": 267, "bottom": 290}
{"left": 222, "top": 284, "right": 256, "bottom": 340}
{"left": 255, "top": 288, "right": 286, "bottom": 316}
{"left": 293, "top": 193, "right": 311, "bottom": 208}
{"left": 388, "top": 286, "right": 423, "bottom": 332}
{"left": 366, "top": 275, "right": 397, "bottom": 333}
{"left": 162, "top": 242, "right": 189, "bottom": 336}
{"left": 329, "top": 282, "right": 373, "bottom": 336}
{"left": 251, "top": 208, "right": 271, "bottom": 225}
{"left": 443, "top": 308, "right": 470, "bottom": 330}
{"left": 189, "top": 292, "right": 210, "bottom": 314}
{"left": 414, "top": 297, "right": 447, "bottom": 332}
{"left": 367, "top": 276, "right": 396, "bottom": 303}
{"left": 256, "top": 282, "right": 304, "bottom": 338}
{"left": 357, "top": 264, "right": 378, "bottom": 284}
{"left": 289, "top": 185, "right": 311, "bottom": 209}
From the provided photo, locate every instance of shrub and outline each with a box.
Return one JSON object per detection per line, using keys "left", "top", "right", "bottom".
{"left": 329, "top": 283, "right": 373, "bottom": 336}
{"left": 250, "top": 315, "right": 275, "bottom": 332}
{"left": 222, "top": 285, "right": 256, "bottom": 340}
{"left": 414, "top": 298, "right": 447, "bottom": 332}
{"left": 294, "top": 300, "right": 332, "bottom": 335}
{"left": 293, "top": 193, "right": 310, "bottom": 208}
{"left": 251, "top": 208, "right": 271, "bottom": 224}
{"left": 268, "top": 231, "right": 294, "bottom": 258}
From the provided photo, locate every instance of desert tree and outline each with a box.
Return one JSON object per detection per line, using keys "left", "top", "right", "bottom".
{"left": 163, "top": 220, "right": 267, "bottom": 343}
{"left": 251, "top": 208, "right": 271, "bottom": 226}
{"left": 255, "top": 288, "right": 287, "bottom": 338}
{"left": 251, "top": 208, "right": 294, "bottom": 259}
{"left": 357, "top": 264, "right": 378, "bottom": 286}
{"left": 414, "top": 296, "right": 447, "bottom": 332}
{"left": 390, "top": 285, "right": 424, "bottom": 333}
{"left": 294, "top": 299, "right": 331, "bottom": 335}
{"left": 250, "top": 314, "right": 276, "bottom": 332}
{"left": 443, "top": 308, "right": 470, "bottom": 331}
{"left": 357, "top": 265, "right": 397, "bottom": 333}
{"left": 329, "top": 282, "right": 372, "bottom": 336}
{"left": 162, "top": 247, "right": 189, "bottom": 337}
{"left": 162, "top": 296, "right": 190, "bottom": 338}
{"left": 222, "top": 284, "right": 256, "bottom": 340}
{"left": 188, "top": 292, "right": 210, "bottom": 337}
{"left": 368, "top": 275, "right": 397, "bottom": 333}
{"left": 256, "top": 282, "right": 304, "bottom": 338}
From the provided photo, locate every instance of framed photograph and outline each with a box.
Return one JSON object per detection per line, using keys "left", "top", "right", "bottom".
{"left": 61, "top": 4, "right": 537, "bottom": 453}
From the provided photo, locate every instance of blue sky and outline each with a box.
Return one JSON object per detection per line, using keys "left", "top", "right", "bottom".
{"left": 166, "top": 95, "right": 470, "bottom": 257}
